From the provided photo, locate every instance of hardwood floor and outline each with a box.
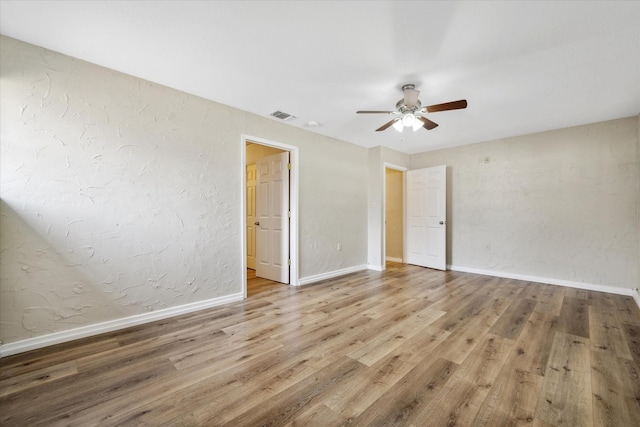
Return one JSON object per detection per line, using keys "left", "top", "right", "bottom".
{"left": 246, "top": 268, "right": 287, "bottom": 297}
{"left": 1, "top": 263, "right": 640, "bottom": 426}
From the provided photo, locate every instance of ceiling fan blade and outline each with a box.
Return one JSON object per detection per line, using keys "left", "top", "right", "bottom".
{"left": 425, "top": 99, "right": 467, "bottom": 113}
{"left": 418, "top": 116, "right": 439, "bottom": 130}
{"left": 356, "top": 110, "right": 394, "bottom": 114}
{"left": 403, "top": 88, "right": 420, "bottom": 108}
{"left": 376, "top": 119, "right": 399, "bottom": 132}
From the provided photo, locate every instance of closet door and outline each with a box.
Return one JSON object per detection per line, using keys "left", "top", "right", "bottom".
{"left": 406, "top": 165, "right": 446, "bottom": 270}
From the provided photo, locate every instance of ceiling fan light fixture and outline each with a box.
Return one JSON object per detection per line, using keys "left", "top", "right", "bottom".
{"left": 402, "top": 112, "right": 416, "bottom": 127}
{"left": 412, "top": 118, "right": 423, "bottom": 132}
{"left": 392, "top": 119, "right": 404, "bottom": 132}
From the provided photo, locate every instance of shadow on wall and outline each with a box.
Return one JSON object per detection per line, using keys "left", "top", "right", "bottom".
{"left": 0, "top": 199, "right": 124, "bottom": 343}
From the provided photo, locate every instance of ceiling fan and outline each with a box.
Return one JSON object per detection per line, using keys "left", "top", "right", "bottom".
{"left": 357, "top": 84, "right": 467, "bottom": 132}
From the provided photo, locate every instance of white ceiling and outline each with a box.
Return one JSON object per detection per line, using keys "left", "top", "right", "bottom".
{"left": 1, "top": 1, "right": 639, "bottom": 154}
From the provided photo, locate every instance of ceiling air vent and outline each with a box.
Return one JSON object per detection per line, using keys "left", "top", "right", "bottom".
{"left": 270, "top": 110, "right": 296, "bottom": 121}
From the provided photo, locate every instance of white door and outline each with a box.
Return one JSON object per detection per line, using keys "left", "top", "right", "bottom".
{"left": 246, "top": 164, "right": 257, "bottom": 270}
{"left": 256, "top": 151, "right": 290, "bottom": 283}
{"left": 406, "top": 165, "right": 447, "bottom": 270}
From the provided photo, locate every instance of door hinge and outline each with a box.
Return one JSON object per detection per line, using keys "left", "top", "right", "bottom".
{"left": 288, "top": 162, "right": 292, "bottom": 170}
{"left": 288, "top": 258, "right": 291, "bottom": 266}
{"left": 288, "top": 210, "right": 291, "bottom": 218}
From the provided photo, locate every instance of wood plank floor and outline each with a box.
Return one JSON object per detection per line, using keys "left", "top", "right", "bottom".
{"left": 2, "top": 263, "right": 640, "bottom": 426}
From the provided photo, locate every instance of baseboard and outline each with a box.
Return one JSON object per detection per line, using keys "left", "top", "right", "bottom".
{"left": 298, "top": 264, "right": 369, "bottom": 286}
{"left": 367, "top": 264, "right": 384, "bottom": 272}
{"left": 632, "top": 288, "right": 640, "bottom": 309}
{"left": 385, "top": 257, "right": 403, "bottom": 263}
{"left": 0, "top": 292, "right": 244, "bottom": 358}
{"left": 448, "top": 264, "right": 639, "bottom": 308}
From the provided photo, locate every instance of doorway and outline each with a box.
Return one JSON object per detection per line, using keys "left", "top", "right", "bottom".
{"left": 242, "top": 135, "right": 299, "bottom": 299}
{"left": 383, "top": 164, "right": 407, "bottom": 268}
{"left": 246, "top": 143, "right": 286, "bottom": 280}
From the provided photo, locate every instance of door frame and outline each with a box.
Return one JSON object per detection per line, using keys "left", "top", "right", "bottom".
{"left": 241, "top": 134, "right": 299, "bottom": 298}
{"left": 382, "top": 162, "right": 408, "bottom": 269}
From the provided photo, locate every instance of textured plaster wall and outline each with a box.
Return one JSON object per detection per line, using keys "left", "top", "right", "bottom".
{"left": 367, "top": 147, "right": 382, "bottom": 268}
{"left": 0, "top": 36, "right": 368, "bottom": 344}
{"left": 385, "top": 168, "right": 403, "bottom": 260}
{"left": 293, "top": 133, "right": 368, "bottom": 278}
{"left": 411, "top": 117, "right": 639, "bottom": 289}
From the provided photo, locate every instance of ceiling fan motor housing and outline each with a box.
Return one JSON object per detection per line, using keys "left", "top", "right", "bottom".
{"left": 396, "top": 98, "right": 422, "bottom": 114}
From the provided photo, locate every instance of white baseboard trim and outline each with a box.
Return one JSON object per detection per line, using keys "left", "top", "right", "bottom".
{"left": 385, "top": 257, "right": 403, "bottom": 263}
{"left": 0, "top": 292, "right": 244, "bottom": 358}
{"left": 298, "top": 264, "right": 369, "bottom": 286}
{"left": 367, "top": 264, "right": 384, "bottom": 272}
{"left": 632, "top": 288, "right": 640, "bottom": 309}
{"left": 448, "top": 264, "right": 639, "bottom": 307}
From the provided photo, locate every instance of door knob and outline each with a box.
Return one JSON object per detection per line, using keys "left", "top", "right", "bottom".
{"left": 255, "top": 221, "right": 260, "bottom": 226}
{"left": 439, "top": 220, "right": 445, "bottom": 225}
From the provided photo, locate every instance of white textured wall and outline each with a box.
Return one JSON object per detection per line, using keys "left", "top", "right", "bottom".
{"left": 294, "top": 134, "right": 368, "bottom": 277}
{"left": 411, "top": 117, "right": 639, "bottom": 289}
{"left": 367, "top": 147, "right": 383, "bottom": 268}
{"left": 0, "top": 36, "right": 368, "bottom": 344}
